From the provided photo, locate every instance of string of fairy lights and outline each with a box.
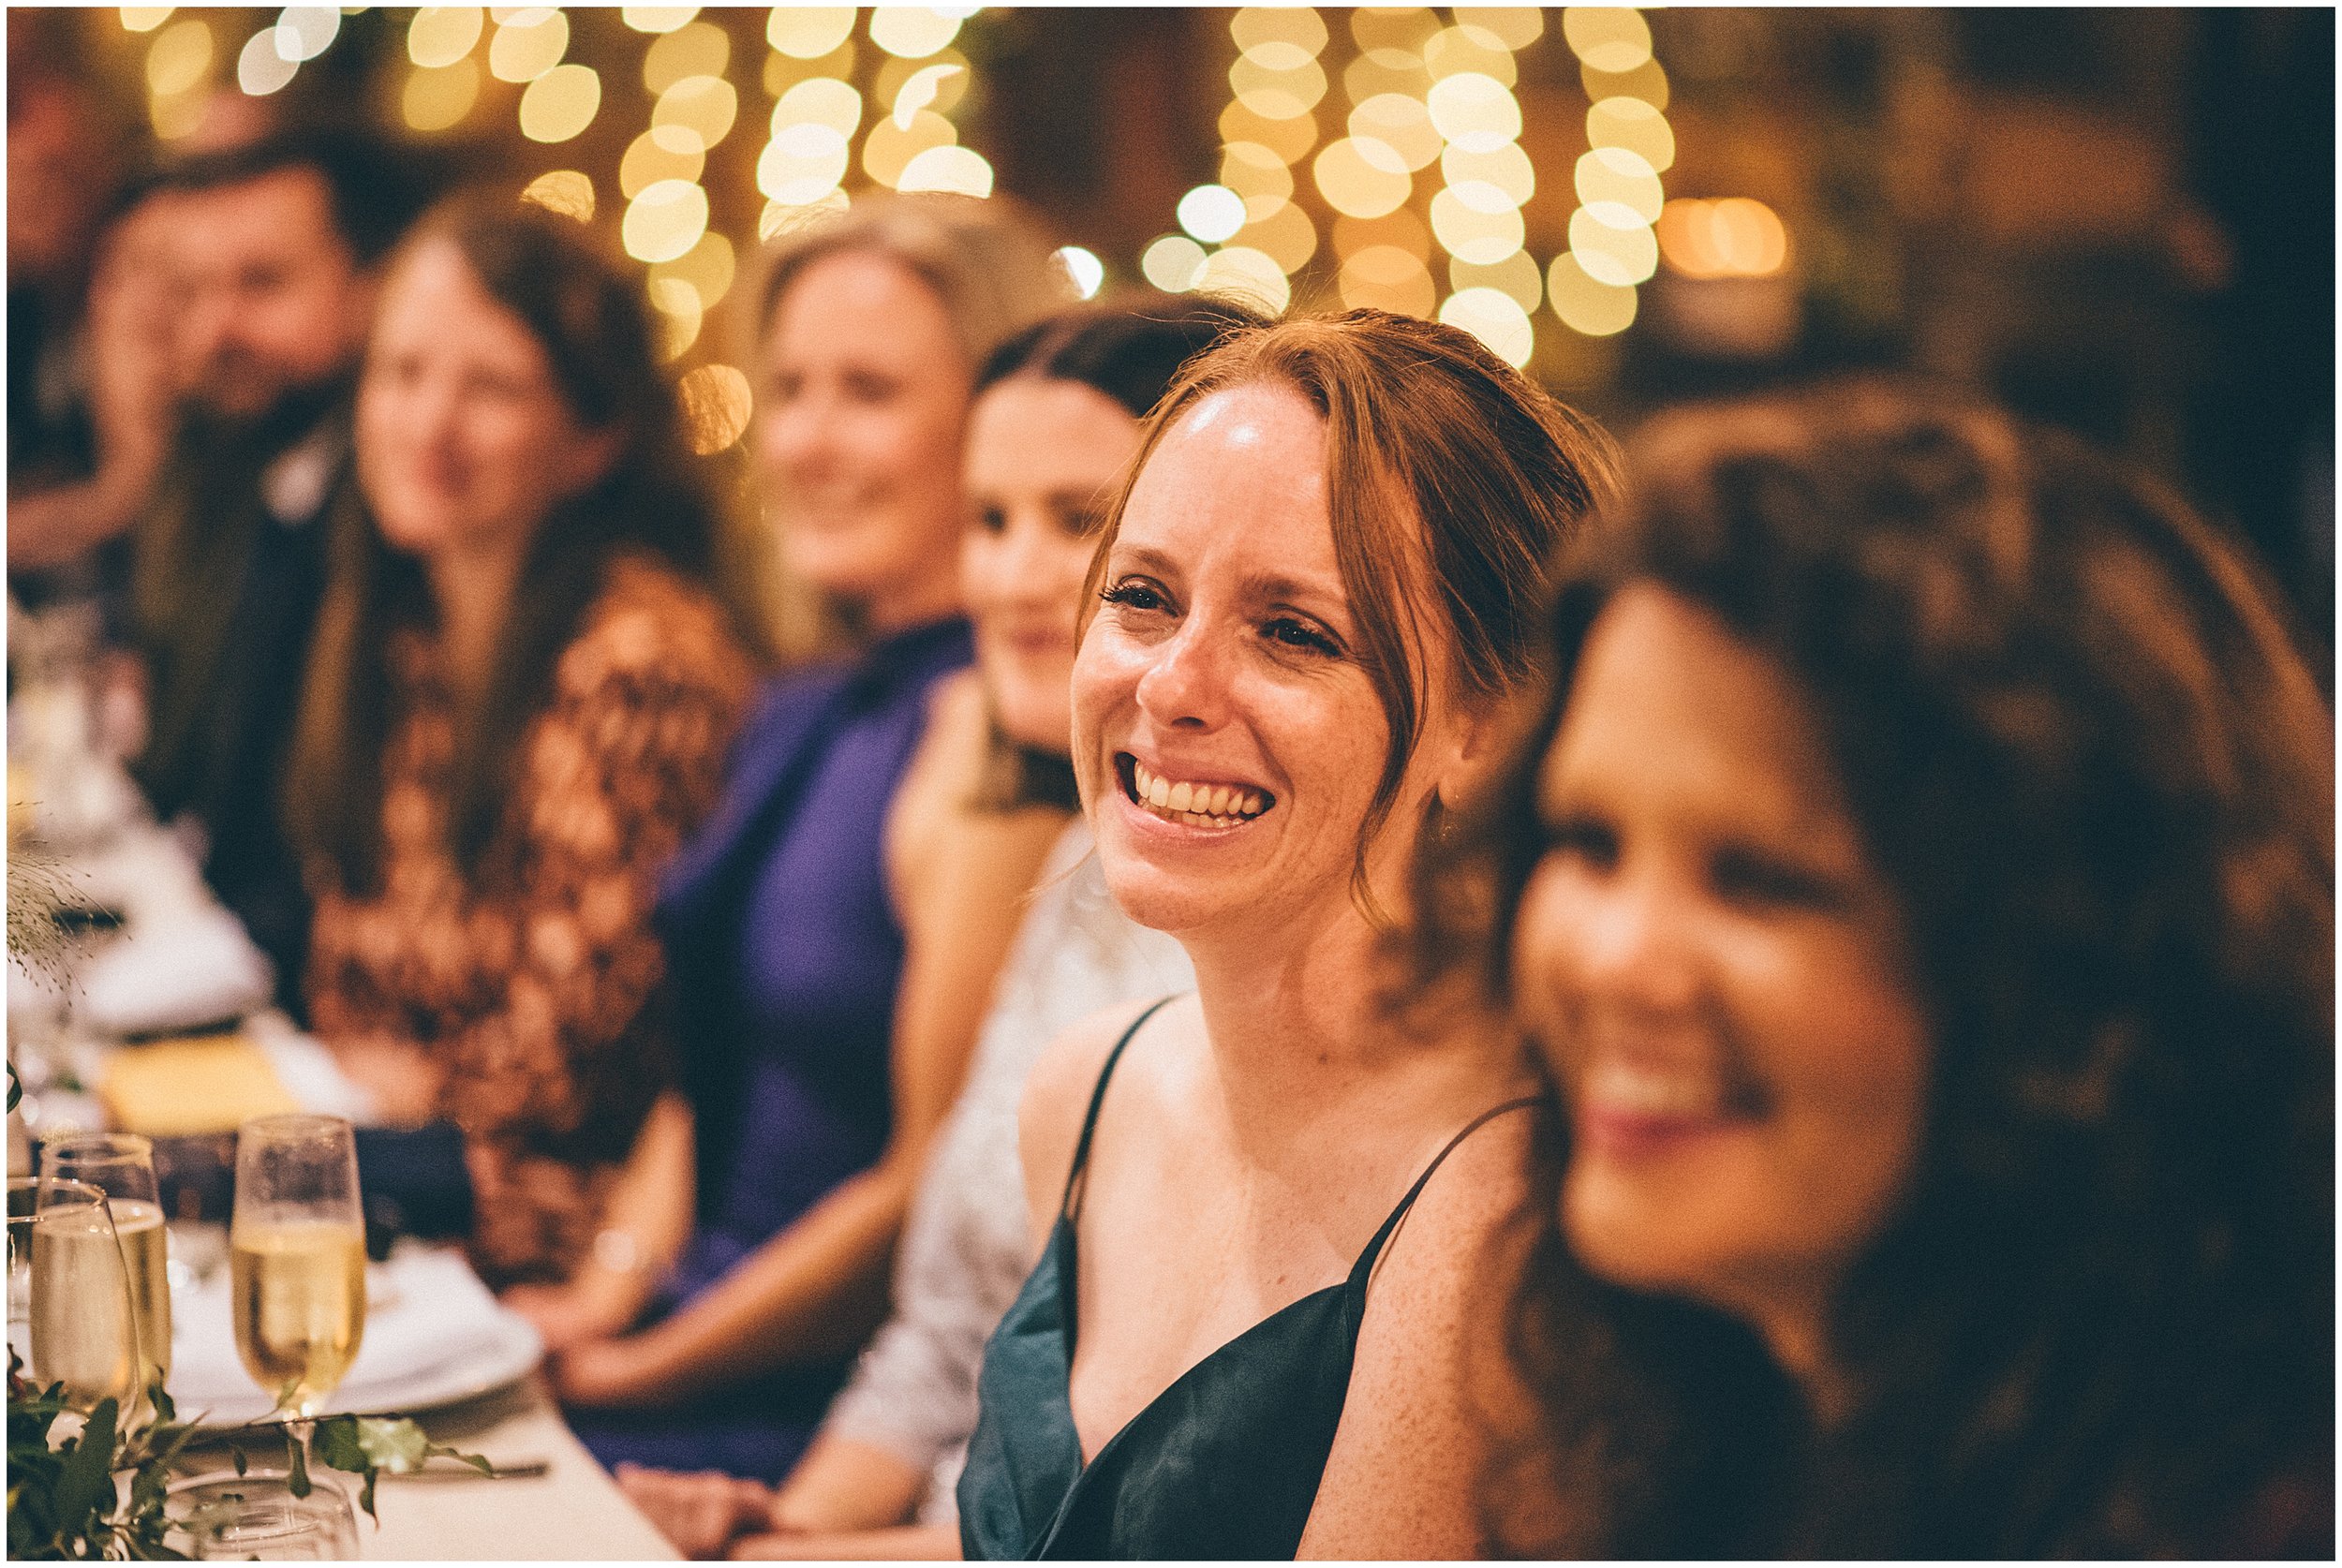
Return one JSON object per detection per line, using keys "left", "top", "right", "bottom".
{"left": 111, "top": 7, "right": 1790, "bottom": 390}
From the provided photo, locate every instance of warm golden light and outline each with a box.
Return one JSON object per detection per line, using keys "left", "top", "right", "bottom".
{"left": 1425, "top": 72, "right": 1519, "bottom": 154}
{"left": 1141, "top": 234, "right": 1208, "bottom": 293}
{"left": 623, "top": 179, "right": 708, "bottom": 264}
{"left": 146, "top": 17, "right": 215, "bottom": 96}
{"left": 862, "top": 110, "right": 957, "bottom": 189}
{"left": 1423, "top": 25, "right": 1516, "bottom": 87}
{"left": 1338, "top": 244, "right": 1435, "bottom": 317}
{"left": 1547, "top": 251, "right": 1638, "bottom": 335}
{"left": 1054, "top": 245, "right": 1105, "bottom": 301}
{"left": 622, "top": 7, "right": 697, "bottom": 34}
{"left": 768, "top": 7, "right": 855, "bottom": 60}
{"left": 1569, "top": 208, "right": 1658, "bottom": 286}
{"left": 1440, "top": 286, "right": 1534, "bottom": 367}
{"left": 1218, "top": 101, "right": 1318, "bottom": 165}
{"left": 121, "top": 8, "right": 174, "bottom": 34}
{"left": 1576, "top": 147, "right": 1664, "bottom": 228}
{"left": 1194, "top": 245, "right": 1290, "bottom": 315}
{"left": 655, "top": 74, "right": 737, "bottom": 151}
{"left": 623, "top": 126, "right": 704, "bottom": 199}
{"left": 1443, "top": 141, "right": 1534, "bottom": 207}
{"left": 682, "top": 364, "right": 753, "bottom": 454}
{"left": 897, "top": 144, "right": 994, "bottom": 198}
{"left": 1563, "top": 7, "right": 1653, "bottom": 74}
{"left": 1314, "top": 137, "right": 1412, "bottom": 219}
{"left": 869, "top": 7, "right": 963, "bottom": 60}
{"left": 407, "top": 7, "right": 482, "bottom": 70}
{"left": 1587, "top": 96, "right": 1674, "bottom": 173}
{"left": 644, "top": 20, "right": 727, "bottom": 95}
{"left": 1343, "top": 47, "right": 1432, "bottom": 106}
{"left": 403, "top": 58, "right": 480, "bottom": 131}
{"left": 1348, "top": 94, "right": 1442, "bottom": 172}
{"left": 518, "top": 62, "right": 600, "bottom": 142}
{"left": 1220, "top": 141, "right": 1295, "bottom": 204}
{"left": 1656, "top": 197, "right": 1790, "bottom": 278}
{"left": 488, "top": 8, "right": 565, "bottom": 81}
{"left": 760, "top": 190, "right": 852, "bottom": 243}
{"left": 1451, "top": 249, "right": 1542, "bottom": 313}
{"left": 1232, "top": 7, "right": 1327, "bottom": 58}
{"left": 1580, "top": 55, "right": 1668, "bottom": 110}
{"left": 1452, "top": 7, "right": 1543, "bottom": 51}
{"left": 1178, "top": 185, "right": 1249, "bottom": 244}
{"left": 1430, "top": 185, "right": 1524, "bottom": 265}
{"left": 1350, "top": 7, "right": 1439, "bottom": 55}
{"left": 1238, "top": 197, "right": 1318, "bottom": 273}
{"left": 652, "top": 231, "right": 736, "bottom": 310}
{"left": 889, "top": 62, "right": 964, "bottom": 129}
{"left": 275, "top": 8, "right": 339, "bottom": 63}
{"left": 521, "top": 169, "right": 595, "bottom": 222}
{"left": 775, "top": 77, "right": 863, "bottom": 140}
{"left": 240, "top": 27, "right": 299, "bottom": 96}
{"left": 758, "top": 122, "right": 850, "bottom": 205}
{"left": 650, "top": 276, "right": 704, "bottom": 360}
{"left": 1230, "top": 52, "right": 1328, "bottom": 120}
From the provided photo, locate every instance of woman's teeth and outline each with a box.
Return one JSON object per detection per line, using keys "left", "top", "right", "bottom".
{"left": 1580, "top": 1058, "right": 1729, "bottom": 1120}
{"left": 1131, "top": 759, "right": 1269, "bottom": 827}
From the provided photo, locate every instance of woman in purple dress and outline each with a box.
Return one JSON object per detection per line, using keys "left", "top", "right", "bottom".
{"left": 511, "top": 194, "right": 1069, "bottom": 1480}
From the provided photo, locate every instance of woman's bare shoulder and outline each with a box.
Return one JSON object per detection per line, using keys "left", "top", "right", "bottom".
{"left": 1015, "top": 997, "right": 1178, "bottom": 1238}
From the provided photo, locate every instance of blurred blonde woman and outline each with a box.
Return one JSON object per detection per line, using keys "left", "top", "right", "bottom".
{"left": 534, "top": 194, "right": 1073, "bottom": 1484}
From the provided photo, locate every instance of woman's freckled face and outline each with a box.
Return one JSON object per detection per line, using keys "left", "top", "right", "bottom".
{"left": 755, "top": 251, "right": 973, "bottom": 618}
{"left": 960, "top": 377, "right": 1140, "bottom": 756}
{"left": 357, "top": 238, "right": 614, "bottom": 562}
{"left": 1510, "top": 584, "right": 1934, "bottom": 1336}
{"left": 1071, "top": 381, "right": 1408, "bottom": 939}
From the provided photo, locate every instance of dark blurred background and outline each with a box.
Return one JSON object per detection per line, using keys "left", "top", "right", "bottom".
{"left": 10, "top": 6, "right": 2331, "bottom": 643}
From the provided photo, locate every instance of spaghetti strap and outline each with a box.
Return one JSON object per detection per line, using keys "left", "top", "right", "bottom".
{"left": 1349, "top": 1095, "right": 1544, "bottom": 1288}
{"left": 1059, "top": 994, "right": 1180, "bottom": 1222}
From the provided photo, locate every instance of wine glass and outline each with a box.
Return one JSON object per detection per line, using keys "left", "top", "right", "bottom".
{"left": 166, "top": 1471, "right": 359, "bottom": 1561}
{"left": 7, "top": 1176, "right": 37, "bottom": 1373}
{"left": 39, "top": 1132, "right": 170, "bottom": 1412}
{"left": 231, "top": 1116, "right": 366, "bottom": 1428}
{"left": 26, "top": 1175, "right": 142, "bottom": 1416}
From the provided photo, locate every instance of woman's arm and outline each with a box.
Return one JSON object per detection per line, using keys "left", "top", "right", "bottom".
{"left": 1296, "top": 1108, "right": 1539, "bottom": 1560}
{"left": 552, "top": 679, "right": 1066, "bottom": 1408}
{"left": 503, "top": 1089, "right": 694, "bottom": 1351}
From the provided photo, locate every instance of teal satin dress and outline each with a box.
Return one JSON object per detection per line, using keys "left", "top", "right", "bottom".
{"left": 956, "top": 997, "right": 1539, "bottom": 1559}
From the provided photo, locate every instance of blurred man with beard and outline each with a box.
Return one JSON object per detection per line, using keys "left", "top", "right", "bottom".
{"left": 129, "top": 132, "right": 425, "bottom": 1017}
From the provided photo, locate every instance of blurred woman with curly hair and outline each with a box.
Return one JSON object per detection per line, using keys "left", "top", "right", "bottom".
{"left": 1443, "top": 381, "right": 2333, "bottom": 1558}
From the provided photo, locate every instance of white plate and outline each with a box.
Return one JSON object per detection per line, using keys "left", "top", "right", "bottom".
{"left": 167, "top": 1244, "right": 543, "bottom": 1428}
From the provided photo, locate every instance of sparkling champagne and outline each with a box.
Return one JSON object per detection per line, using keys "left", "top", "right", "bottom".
{"left": 230, "top": 1220, "right": 366, "bottom": 1416}
{"left": 111, "top": 1197, "right": 173, "bottom": 1396}
{"left": 29, "top": 1206, "right": 139, "bottom": 1411}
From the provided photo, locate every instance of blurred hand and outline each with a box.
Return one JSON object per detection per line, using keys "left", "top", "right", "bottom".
{"left": 332, "top": 1036, "right": 441, "bottom": 1127}
{"left": 615, "top": 1464, "right": 774, "bottom": 1560}
{"left": 547, "top": 1331, "right": 672, "bottom": 1409}
{"left": 503, "top": 1280, "right": 631, "bottom": 1354}
{"left": 84, "top": 200, "right": 185, "bottom": 466}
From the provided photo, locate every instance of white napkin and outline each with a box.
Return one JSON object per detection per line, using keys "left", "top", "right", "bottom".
{"left": 77, "top": 905, "right": 274, "bottom": 1037}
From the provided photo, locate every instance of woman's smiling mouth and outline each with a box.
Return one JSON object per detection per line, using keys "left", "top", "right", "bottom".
{"left": 1119, "top": 754, "right": 1275, "bottom": 829}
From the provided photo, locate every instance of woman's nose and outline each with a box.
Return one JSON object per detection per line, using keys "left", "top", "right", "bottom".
{"left": 1570, "top": 865, "right": 1704, "bottom": 1021}
{"left": 1133, "top": 619, "right": 1230, "bottom": 731}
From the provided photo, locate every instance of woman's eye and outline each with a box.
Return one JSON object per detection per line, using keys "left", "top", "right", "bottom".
{"left": 1100, "top": 579, "right": 1168, "bottom": 614}
{"left": 1057, "top": 506, "right": 1103, "bottom": 539}
{"left": 1264, "top": 617, "right": 1340, "bottom": 657}
{"left": 842, "top": 370, "right": 900, "bottom": 405}
{"left": 1712, "top": 846, "right": 1846, "bottom": 912}
{"left": 972, "top": 505, "right": 1007, "bottom": 535}
{"left": 1541, "top": 814, "right": 1619, "bottom": 873}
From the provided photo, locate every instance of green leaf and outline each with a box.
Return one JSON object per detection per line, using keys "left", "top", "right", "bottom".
{"left": 51, "top": 1398, "right": 119, "bottom": 1535}
{"left": 230, "top": 1443, "right": 248, "bottom": 1478}
{"left": 284, "top": 1432, "right": 312, "bottom": 1498}
{"left": 311, "top": 1414, "right": 371, "bottom": 1473}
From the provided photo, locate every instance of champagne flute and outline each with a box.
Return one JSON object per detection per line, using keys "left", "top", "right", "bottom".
{"left": 39, "top": 1132, "right": 170, "bottom": 1413}
{"left": 8, "top": 1176, "right": 37, "bottom": 1373}
{"left": 167, "top": 1471, "right": 359, "bottom": 1561}
{"left": 27, "top": 1176, "right": 142, "bottom": 1416}
{"left": 231, "top": 1116, "right": 365, "bottom": 1436}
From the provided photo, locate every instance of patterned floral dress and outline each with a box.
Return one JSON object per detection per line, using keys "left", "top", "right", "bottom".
{"left": 306, "top": 555, "right": 757, "bottom": 1285}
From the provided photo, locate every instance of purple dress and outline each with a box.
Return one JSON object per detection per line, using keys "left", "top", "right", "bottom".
{"left": 569, "top": 617, "right": 972, "bottom": 1481}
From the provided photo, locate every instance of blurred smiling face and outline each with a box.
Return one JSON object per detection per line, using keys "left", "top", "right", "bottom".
{"left": 356, "top": 238, "right": 615, "bottom": 561}
{"left": 1073, "top": 380, "right": 1460, "bottom": 940}
{"left": 1511, "top": 584, "right": 1933, "bottom": 1335}
{"left": 756, "top": 250, "right": 973, "bottom": 619}
{"left": 961, "top": 376, "right": 1139, "bottom": 754}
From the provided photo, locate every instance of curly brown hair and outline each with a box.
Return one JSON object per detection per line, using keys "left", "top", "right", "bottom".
{"left": 1442, "top": 381, "right": 2335, "bottom": 1558}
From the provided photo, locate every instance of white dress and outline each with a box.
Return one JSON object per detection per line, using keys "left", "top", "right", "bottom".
{"left": 819, "top": 818, "right": 1192, "bottom": 1521}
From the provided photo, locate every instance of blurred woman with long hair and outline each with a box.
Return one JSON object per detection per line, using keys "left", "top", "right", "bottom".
{"left": 290, "top": 191, "right": 757, "bottom": 1285}
{"left": 1449, "top": 382, "right": 2334, "bottom": 1558}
